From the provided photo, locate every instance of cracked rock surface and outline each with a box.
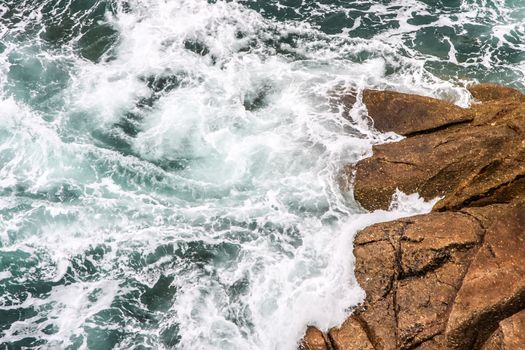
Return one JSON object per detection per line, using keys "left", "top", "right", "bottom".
{"left": 301, "top": 84, "right": 525, "bottom": 350}
{"left": 347, "top": 85, "right": 525, "bottom": 212}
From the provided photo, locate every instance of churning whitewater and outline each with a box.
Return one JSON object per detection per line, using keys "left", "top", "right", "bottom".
{"left": 0, "top": 0, "right": 524, "bottom": 349}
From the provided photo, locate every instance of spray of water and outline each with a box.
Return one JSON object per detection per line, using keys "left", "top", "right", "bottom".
{"left": 0, "top": 0, "right": 523, "bottom": 349}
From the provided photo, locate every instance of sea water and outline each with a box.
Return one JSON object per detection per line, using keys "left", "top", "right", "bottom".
{"left": 0, "top": 0, "right": 523, "bottom": 349}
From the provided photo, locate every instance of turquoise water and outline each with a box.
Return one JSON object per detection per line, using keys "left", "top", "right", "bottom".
{"left": 0, "top": 0, "right": 523, "bottom": 349}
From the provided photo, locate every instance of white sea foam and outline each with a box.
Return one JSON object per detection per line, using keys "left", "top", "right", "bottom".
{"left": 0, "top": 0, "right": 523, "bottom": 349}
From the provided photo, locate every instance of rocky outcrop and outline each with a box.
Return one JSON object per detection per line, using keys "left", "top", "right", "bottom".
{"left": 446, "top": 203, "right": 525, "bottom": 349}
{"left": 468, "top": 83, "right": 525, "bottom": 103}
{"left": 349, "top": 85, "right": 525, "bottom": 212}
{"left": 337, "top": 201, "right": 525, "bottom": 350}
{"left": 301, "top": 84, "right": 525, "bottom": 350}
{"left": 329, "top": 317, "right": 375, "bottom": 350}
{"left": 342, "top": 90, "right": 473, "bottom": 136}
{"left": 300, "top": 326, "right": 331, "bottom": 350}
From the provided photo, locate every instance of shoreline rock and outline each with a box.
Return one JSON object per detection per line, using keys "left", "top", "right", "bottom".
{"left": 302, "top": 84, "right": 525, "bottom": 350}
{"left": 351, "top": 85, "right": 525, "bottom": 212}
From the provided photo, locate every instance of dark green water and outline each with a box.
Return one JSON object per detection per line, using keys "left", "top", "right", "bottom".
{"left": 0, "top": 0, "right": 523, "bottom": 349}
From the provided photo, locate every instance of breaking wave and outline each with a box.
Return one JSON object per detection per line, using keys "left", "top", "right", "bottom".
{"left": 0, "top": 0, "right": 523, "bottom": 348}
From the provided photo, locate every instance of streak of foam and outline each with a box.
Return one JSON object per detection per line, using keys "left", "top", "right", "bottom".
{"left": 0, "top": 0, "right": 523, "bottom": 349}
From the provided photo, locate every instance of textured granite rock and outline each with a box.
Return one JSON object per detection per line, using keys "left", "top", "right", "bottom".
{"left": 301, "top": 84, "right": 525, "bottom": 350}
{"left": 350, "top": 85, "right": 525, "bottom": 211}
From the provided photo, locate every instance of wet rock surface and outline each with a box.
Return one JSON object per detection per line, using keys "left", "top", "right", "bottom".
{"left": 343, "top": 90, "right": 473, "bottom": 136}
{"left": 329, "top": 317, "right": 375, "bottom": 350}
{"left": 300, "top": 326, "right": 331, "bottom": 350}
{"left": 351, "top": 84, "right": 525, "bottom": 212}
{"left": 301, "top": 84, "right": 525, "bottom": 350}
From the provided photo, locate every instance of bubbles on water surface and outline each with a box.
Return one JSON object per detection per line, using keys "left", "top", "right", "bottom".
{"left": 0, "top": 0, "right": 523, "bottom": 349}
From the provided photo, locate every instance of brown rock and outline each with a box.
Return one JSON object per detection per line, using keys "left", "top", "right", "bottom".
{"left": 358, "top": 294, "right": 398, "bottom": 350}
{"left": 481, "top": 310, "right": 525, "bottom": 350}
{"left": 349, "top": 212, "right": 483, "bottom": 349}
{"left": 396, "top": 269, "right": 454, "bottom": 347}
{"left": 481, "top": 328, "right": 504, "bottom": 350}
{"left": 343, "top": 90, "right": 472, "bottom": 136}
{"left": 351, "top": 90, "right": 525, "bottom": 211}
{"left": 445, "top": 202, "right": 525, "bottom": 349}
{"left": 499, "top": 309, "right": 525, "bottom": 349}
{"left": 415, "top": 334, "right": 447, "bottom": 350}
{"left": 320, "top": 84, "right": 525, "bottom": 350}
{"left": 468, "top": 83, "right": 525, "bottom": 103}
{"left": 353, "top": 221, "right": 404, "bottom": 302}
{"left": 300, "top": 326, "right": 329, "bottom": 350}
{"left": 481, "top": 308, "right": 525, "bottom": 349}
{"left": 328, "top": 317, "right": 374, "bottom": 350}
{"left": 331, "top": 202, "right": 525, "bottom": 349}
{"left": 399, "top": 212, "right": 481, "bottom": 276}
